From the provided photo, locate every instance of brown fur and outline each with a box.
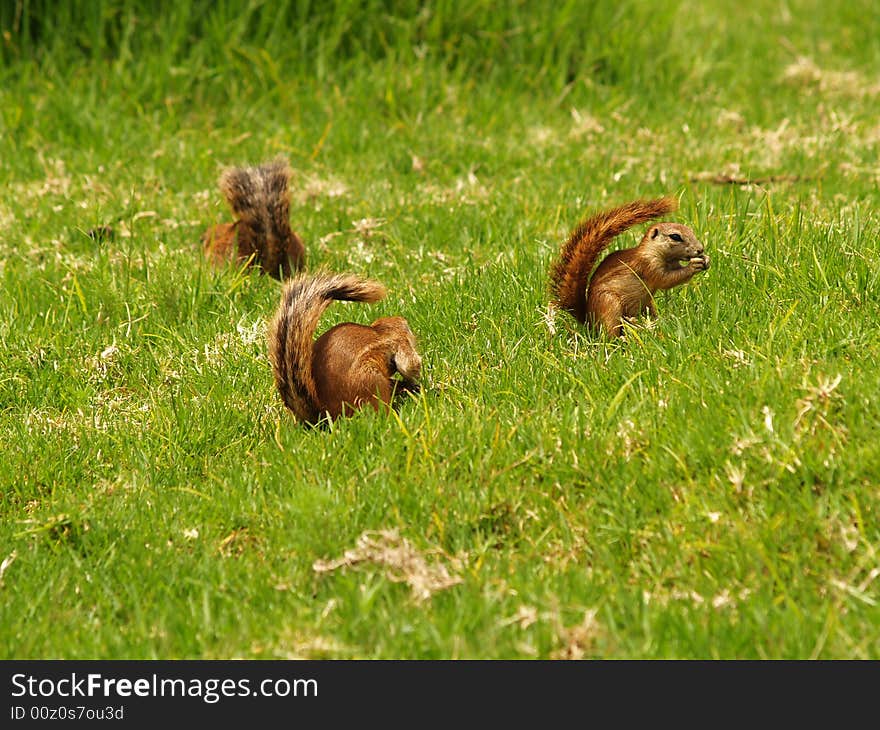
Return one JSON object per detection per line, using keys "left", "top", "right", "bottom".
{"left": 549, "top": 197, "right": 709, "bottom": 336}
{"left": 268, "top": 273, "right": 422, "bottom": 425}
{"left": 201, "top": 158, "right": 305, "bottom": 279}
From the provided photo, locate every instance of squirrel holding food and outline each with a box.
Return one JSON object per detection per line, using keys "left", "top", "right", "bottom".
{"left": 549, "top": 196, "right": 709, "bottom": 336}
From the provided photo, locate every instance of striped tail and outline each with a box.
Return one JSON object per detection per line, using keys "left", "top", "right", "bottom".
{"left": 220, "top": 158, "right": 297, "bottom": 278}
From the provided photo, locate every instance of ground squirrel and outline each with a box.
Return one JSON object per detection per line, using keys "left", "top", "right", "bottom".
{"left": 268, "top": 273, "right": 422, "bottom": 425}
{"left": 202, "top": 158, "right": 305, "bottom": 279}
{"left": 549, "top": 197, "right": 709, "bottom": 336}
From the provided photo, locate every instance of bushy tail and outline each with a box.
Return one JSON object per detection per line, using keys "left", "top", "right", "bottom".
{"left": 220, "top": 158, "right": 301, "bottom": 278}
{"left": 549, "top": 197, "right": 677, "bottom": 323}
{"left": 268, "top": 273, "right": 387, "bottom": 424}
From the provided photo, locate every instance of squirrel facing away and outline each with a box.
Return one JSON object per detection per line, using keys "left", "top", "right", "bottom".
{"left": 549, "top": 197, "right": 709, "bottom": 337}
{"left": 202, "top": 158, "right": 305, "bottom": 279}
{"left": 268, "top": 273, "right": 422, "bottom": 425}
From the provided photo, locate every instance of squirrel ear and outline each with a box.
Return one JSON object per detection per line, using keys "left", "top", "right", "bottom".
{"left": 650, "top": 227, "right": 659, "bottom": 239}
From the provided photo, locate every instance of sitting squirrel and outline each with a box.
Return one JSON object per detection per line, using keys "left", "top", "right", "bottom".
{"left": 202, "top": 158, "right": 305, "bottom": 279}
{"left": 268, "top": 273, "right": 422, "bottom": 425}
{"left": 549, "top": 197, "right": 709, "bottom": 336}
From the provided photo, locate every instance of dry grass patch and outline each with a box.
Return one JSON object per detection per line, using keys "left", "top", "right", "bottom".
{"left": 313, "top": 529, "right": 462, "bottom": 602}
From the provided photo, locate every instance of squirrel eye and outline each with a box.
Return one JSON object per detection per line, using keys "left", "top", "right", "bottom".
{"left": 669, "top": 233, "right": 683, "bottom": 242}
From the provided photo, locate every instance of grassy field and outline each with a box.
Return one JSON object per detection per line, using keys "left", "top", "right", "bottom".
{"left": 1, "top": 0, "right": 879, "bottom": 659}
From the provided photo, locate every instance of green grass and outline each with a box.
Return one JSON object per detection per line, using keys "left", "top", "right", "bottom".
{"left": 1, "top": 0, "right": 879, "bottom": 658}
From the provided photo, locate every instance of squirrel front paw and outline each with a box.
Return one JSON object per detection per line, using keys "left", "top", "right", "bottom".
{"left": 689, "top": 254, "right": 710, "bottom": 271}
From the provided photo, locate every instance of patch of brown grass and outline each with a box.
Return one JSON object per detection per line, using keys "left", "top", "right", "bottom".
{"left": 313, "top": 529, "right": 462, "bottom": 602}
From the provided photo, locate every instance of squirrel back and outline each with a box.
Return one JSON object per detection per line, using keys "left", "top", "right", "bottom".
{"left": 269, "top": 274, "right": 421, "bottom": 424}
{"left": 203, "top": 158, "right": 305, "bottom": 278}
{"left": 549, "top": 197, "right": 678, "bottom": 323}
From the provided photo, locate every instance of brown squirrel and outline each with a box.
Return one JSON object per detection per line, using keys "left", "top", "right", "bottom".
{"left": 268, "top": 272, "right": 422, "bottom": 425}
{"left": 201, "top": 158, "right": 305, "bottom": 279}
{"left": 549, "top": 196, "right": 709, "bottom": 336}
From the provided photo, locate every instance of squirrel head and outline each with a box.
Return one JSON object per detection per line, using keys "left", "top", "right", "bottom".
{"left": 372, "top": 316, "right": 422, "bottom": 380}
{"left": 643, "top": 222, "right": 705, "bottom": 265}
